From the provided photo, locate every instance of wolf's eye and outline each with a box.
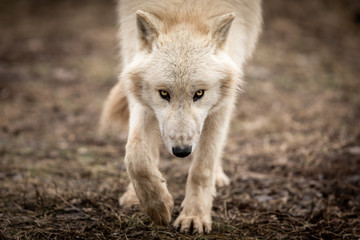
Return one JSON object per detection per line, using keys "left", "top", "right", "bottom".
{"left": 159, "top": 90, "right": 170, "bottom": 101}
{"left": 193, "top": 90, "right": 205, "bottom": 102}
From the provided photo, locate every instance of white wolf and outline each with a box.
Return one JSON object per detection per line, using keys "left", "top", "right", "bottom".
{"left": 101, "top": 0, "right": 262, "bottom": 234}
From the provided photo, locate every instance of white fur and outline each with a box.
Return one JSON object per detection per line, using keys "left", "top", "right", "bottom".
{"left": 102, "top": 0, "right": 262, "bottom": 234}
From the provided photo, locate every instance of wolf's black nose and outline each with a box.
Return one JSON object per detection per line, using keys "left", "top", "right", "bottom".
{"left": 172, "top": 146, "right": 192, "bottom": 158}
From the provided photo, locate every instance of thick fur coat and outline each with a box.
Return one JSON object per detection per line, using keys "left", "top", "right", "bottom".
{"left": 101, "top": 0, "right": 262, "bottom": 234}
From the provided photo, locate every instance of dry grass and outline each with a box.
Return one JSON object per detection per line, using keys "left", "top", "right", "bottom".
{"left": 1, "top": 0, "right": 359, "bottom": 239}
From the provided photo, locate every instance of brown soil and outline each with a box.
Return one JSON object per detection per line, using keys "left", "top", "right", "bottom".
{"left": 1, "top": 0, "right": 360, "bottom": 239}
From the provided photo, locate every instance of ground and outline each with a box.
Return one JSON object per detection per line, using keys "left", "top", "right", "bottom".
{"left": 0, "top": 0, "right": 360, "bottom": 239}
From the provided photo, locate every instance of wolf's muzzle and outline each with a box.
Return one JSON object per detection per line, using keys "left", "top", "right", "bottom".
{"left": 172, "top": 146, "right": 192, "bottom": 158}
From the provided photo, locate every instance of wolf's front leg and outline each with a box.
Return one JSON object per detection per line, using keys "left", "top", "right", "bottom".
{"left": 174, "top": 105, "right": 233, "bottom": 233}
{"left": 124, "top": 103, "right": 173, "bottom": 225}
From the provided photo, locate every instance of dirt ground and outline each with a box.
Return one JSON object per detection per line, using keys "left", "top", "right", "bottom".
{"left": 1, "top": 0, "right": 360, "bottom": 239}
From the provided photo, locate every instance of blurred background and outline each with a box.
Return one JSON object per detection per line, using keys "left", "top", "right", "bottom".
{"left": 0, "top": 0, "right": 359, "bottom": 239}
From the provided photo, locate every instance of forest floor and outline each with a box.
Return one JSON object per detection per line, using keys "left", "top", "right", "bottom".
{"left": 1, "top": 0, "right": 360, "bottom": 239}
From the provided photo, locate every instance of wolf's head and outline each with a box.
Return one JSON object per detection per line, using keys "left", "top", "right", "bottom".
{"left": 124, "top": 10, "right": 241, "bottom": 157}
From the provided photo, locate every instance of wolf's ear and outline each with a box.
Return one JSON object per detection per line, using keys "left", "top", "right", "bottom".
{"left": 136, "top": 10, "right": 160, "bottom": 51}
{"left": 210, "top": 12, "right": 235, "bottom": 49}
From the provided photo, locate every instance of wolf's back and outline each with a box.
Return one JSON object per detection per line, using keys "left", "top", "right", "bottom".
{"left": 118, "top": 0, "right": 262, "bottom": 67}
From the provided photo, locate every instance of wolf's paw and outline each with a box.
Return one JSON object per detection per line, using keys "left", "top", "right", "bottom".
{"left": 173, "top": 212, "right": 212, "bottom": 234}
{"left": 215, "top": 170, "right": 230, "bottom": 187}
{"left": 143, "top": 190, "right": 174, "bottom": 225}
{"left": 119, "top": 188, "right": 140, "bottom": 208}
